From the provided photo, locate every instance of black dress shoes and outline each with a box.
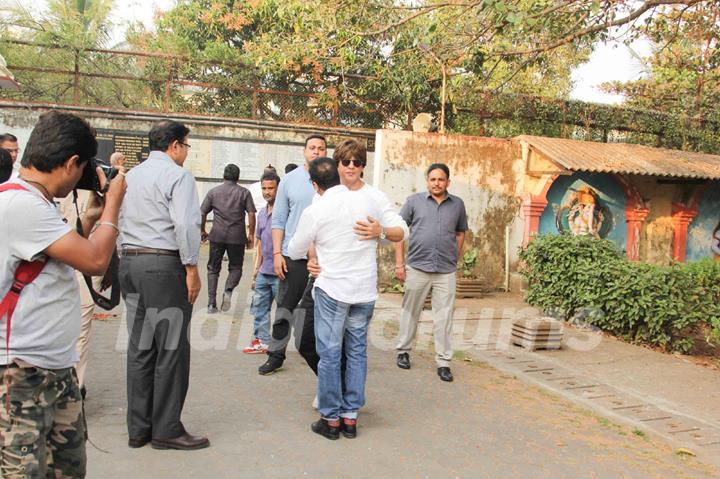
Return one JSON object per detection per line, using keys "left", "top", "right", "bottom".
{"left": 396, "top": 352, "right": 411, "bottom": 370}
{"left": 437, "top": 367, "right": 454, "bottom": 382}
{"left": 128, "top": 437, "right": 150, "bottom": 448}
{"left": 311, "top": 418, "right": 340, "bottom": 440}
{"left": 151, "top": 432, "right": 210, "bottom": 450}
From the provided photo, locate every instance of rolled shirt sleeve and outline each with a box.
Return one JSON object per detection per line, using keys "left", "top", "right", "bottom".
{"left": 169, "top": 171, "right": 202, "bottom": 265}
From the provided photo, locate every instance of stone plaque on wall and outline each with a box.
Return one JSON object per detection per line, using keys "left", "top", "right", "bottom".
{"left": 96, "top": 129, "right": 150, "bottom": 168}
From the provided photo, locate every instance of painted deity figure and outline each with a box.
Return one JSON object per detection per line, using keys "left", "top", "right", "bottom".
{"left": 566, "top": 187, "right": 604, "bottom": 237}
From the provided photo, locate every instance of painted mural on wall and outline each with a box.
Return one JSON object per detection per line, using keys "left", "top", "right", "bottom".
{"left": 539, "top": 172, "right": 627, "bottom": 249}
{"left": 555, "top": 186, "right": 612, "bottom": 238}
{"left": 686, "top": 181, "right": 720, "bottom": 262}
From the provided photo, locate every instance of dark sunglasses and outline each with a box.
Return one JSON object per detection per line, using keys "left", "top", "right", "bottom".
{"left": 339, "top": 159, "right": 365, "bottom": 168}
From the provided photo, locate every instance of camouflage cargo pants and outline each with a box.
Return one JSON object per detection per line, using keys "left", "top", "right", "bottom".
{"left": 0, "top": 364, "right": 86, "bottom": 478}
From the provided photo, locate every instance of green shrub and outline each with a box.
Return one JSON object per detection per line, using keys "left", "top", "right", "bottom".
{"left": 519, "top": 234, "right": 720, "bottom": 353}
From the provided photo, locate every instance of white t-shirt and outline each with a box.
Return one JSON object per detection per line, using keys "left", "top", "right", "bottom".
{"left": 288, "top": 185, "right": 382, "bottom": 304}
{"left": 0, "top": 179, "right": 80, "bottom": 369}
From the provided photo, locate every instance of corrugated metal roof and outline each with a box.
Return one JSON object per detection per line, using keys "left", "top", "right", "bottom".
{"left": 516, "top": 135, "right": 720, "bottom": 180}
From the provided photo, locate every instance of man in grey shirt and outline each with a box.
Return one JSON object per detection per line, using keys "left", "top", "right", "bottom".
{"left": 200, "top": 164, "right": 256, "bottom": 313}
{"left": 118, "top": 120, "right": 209, "bottom": 451}
{"left": 394, "top": 163, "right": 468, "bottom": 383}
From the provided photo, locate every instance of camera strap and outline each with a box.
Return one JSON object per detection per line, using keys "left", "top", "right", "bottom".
{"left": 73, "top": 189, "right": 121, "bottom": 311}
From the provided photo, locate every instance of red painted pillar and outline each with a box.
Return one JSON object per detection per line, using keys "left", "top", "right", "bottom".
{"left": 522, "top": 195, "right": 549, "bottom": 245}
{"left": 671, "top": 203, "right": 698, "bottom": 262}
{"left": 625, "top": 207, "right": 649, "bottom": 261}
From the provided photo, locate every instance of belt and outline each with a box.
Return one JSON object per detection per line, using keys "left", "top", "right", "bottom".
{"left": 120, "top": 247, "right": 180, "bottom": 258}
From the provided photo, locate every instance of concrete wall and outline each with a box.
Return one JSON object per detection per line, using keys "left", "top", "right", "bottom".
{"left": 0, "top": 102, "right": 375, "bottom": 202}
{"left": 373, "top": 130, "right": 525, "bottom": 289}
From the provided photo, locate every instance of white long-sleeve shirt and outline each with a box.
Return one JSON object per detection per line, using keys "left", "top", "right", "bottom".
{"left": 288, "top": 184, "right": 406, "bottom": 304}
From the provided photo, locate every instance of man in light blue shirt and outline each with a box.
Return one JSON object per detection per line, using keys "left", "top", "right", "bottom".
{"left": 118, "top": 120, "right": 208, "bottom": 451}
{"left": 258, "top": 134, "right": 326, "bottom": 375}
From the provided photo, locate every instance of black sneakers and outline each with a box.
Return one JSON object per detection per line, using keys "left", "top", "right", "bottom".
{"left": 258, "top": 357, "right": 283, "bottom": 375}
{"left": 396, "top": 352, "right": 411, "bottom": 370}
{"left": 311, "top": 419, "right": 340, "bottom": 440}
{"left": 341, "top": 418, "right": 357, "bottom": 439}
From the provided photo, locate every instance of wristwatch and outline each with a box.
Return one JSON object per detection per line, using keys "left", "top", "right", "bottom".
{"left": 379, "top": 227, "right": 386, "bottom": 241}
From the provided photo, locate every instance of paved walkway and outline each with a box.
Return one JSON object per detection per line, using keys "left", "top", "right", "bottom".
{"left": 81, "top": 250, "right": 720, "bottom": 477}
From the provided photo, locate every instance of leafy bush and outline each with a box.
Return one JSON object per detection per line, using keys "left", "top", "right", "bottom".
{"left": 519, "top": 234, "right": 720, "bottom": 353}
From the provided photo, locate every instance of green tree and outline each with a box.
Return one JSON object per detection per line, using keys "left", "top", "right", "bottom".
{"left": 602, "top": 3, "right": 719, "bottom": 150}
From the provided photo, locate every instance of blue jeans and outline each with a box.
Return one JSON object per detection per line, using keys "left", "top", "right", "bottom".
{"left": 249, "top": 273, "right": 278, "bottom": 342}
{"left": 314, "top": 287, "right": 375, "bottom": 421}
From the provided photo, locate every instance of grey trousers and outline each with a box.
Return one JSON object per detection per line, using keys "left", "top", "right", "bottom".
{"left": 119, "top": 254, "right": 192, "bottom": 440}
{"left": 396, "top": 266, "right": 456, "bottom": 367}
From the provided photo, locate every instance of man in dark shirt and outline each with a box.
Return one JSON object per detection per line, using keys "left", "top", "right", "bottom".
{"left": 394, "top": 163, "right": 468, "bottom": 383}
{"left": 201, "top": 164, "right": 256, "bottom": 313}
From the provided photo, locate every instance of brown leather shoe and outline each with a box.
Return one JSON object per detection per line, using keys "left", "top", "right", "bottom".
{"left": 151, "top": 432, "right": 210, "bottom": 450}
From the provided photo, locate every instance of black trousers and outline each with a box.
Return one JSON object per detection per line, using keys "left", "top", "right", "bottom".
{"left": 207, "top": 241, "right": 245, "bottom": 307}
{"left": 119, "top": 254, "right": 192, "bottom": 440}
{"left": 267, "top": 256, "right": 319, "bottom": 372}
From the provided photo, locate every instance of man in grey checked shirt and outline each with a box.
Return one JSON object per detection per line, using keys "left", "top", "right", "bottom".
{"left": 118, "top": 120, "right": 209, "bottom": 451}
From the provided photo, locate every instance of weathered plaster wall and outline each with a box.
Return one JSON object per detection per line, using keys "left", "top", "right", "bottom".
{"left": 631, "top": 176, "right": 675, "bottom": 264}
{"left": 687, "top": 181, "right": 720, "bottom": 262}
{"left": 373, "top": 130, "right": 525, "bottom": 289}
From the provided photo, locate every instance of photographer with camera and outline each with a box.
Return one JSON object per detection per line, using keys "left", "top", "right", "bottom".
{"left": 0, "top": 111, "right": 126, "bottom": 477}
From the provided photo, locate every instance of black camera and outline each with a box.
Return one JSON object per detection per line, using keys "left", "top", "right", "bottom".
{"left": 75, "top": 158, "right": 119, "bottom": 192}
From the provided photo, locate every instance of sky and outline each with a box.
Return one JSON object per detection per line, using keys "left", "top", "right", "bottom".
{"left": 14, "top": 0, "right": 652, "bottom": 106}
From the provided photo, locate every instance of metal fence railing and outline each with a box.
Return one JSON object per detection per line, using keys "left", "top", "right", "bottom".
{"left": 0, "top": 39, "right": 390, "bottom": 129}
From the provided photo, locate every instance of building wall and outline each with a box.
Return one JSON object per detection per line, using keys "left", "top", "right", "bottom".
{"left": 373, "top": 130, "right": 525, "bottom": 289}
{"left": 0, "top": 103, "right": 375, "bottom": 201}
{"left": 687, "top": 181, "right": 720, "bottom": 262}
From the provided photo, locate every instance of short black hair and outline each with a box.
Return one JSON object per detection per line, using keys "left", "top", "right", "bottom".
{"left": 0, "top": 148, "right": 12, "bottom": 183}
{"left": 0, "top": 133, "right": 17, "bottom": 143}
{"left": 21, "top": 111, "right": 97, "bottom": 173}
{"left": 260, "top": 172, "right": 280, "bottom": 185}
{"left": 223, "top": 163, "right": 240, "bottom": 182}
{"left": 304, "top": 134, "right": 327, "bottom": 148}
{"left": 263, "top": 164, "right": 277, "bottom": 175}
{"left": 427, "top": 162, "right": 450, "bottom": 179}
{"left": 148, "top": 120, "right": 190, "bottom": 152}
{"left": 309, "top": 157, "right": 339, "bottom": 191}
{"left": 284, "top": 163, "right": 298, "bottom": 174}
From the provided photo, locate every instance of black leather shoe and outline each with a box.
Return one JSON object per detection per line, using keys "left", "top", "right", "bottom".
{"left": 207, "top": 304, "right": 218, "bottom": 314}
{"left": 258, "top": 357, "right": 283, "bottom": 375}
{"left": 128, "top": 437, "right": 151, "bottom": 448}
{"left": 437, "top": 367, "right": 454, "bottom": 382}
{"left": 396, "top": 352, "right": 411, "bottom": 370}
{"left": 341, "top": 418, "right": 357, "bottom": 439}
{"left": 151, "top": 432, "right": 210, "bottom": 450}
{"left": 311, "top": 418, "right": 340, "bottom": 440}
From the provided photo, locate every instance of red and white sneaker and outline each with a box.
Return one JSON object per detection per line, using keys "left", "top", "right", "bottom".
{"left": 243, "top": 338, "right": 268, "bottom": 354}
